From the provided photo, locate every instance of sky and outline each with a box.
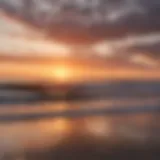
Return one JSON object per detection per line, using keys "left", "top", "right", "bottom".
{"left": 0, "top": 0, "right": 160, "bottom": 58}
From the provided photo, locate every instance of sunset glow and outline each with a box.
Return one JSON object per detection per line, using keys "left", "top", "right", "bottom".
{"left": 51, "top": 65, "right": 74, "bottom": 83}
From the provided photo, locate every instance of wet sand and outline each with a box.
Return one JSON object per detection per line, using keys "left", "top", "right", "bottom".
{"left": 0, "top": 98, "right": 159, "bottom": 160}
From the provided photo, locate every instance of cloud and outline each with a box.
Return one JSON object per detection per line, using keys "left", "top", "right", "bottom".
{"left": 1, "top": 0, "right": 160, "bottom": 37}
{"left": 126, "top": 42, "right": 160, "bottom": 56}
{"left": 0, "top": 0, "right": 160, "bottom": 57}
{"left": 0, "top": 12, "right": 71, "bottom": 57}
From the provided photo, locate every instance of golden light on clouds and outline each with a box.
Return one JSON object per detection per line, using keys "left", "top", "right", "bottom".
{"left": 1, "top": 11, "right": 160, "bottom": 59}
{"left": 130, "top": 54, "right": 158, "bottom": 67}
{"left": 0, "top": 12, "right": 71, "bottom": 57}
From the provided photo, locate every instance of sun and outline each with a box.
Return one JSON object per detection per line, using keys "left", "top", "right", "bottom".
{"left": 52, "top": 65, "right": 73, "bottom": 83}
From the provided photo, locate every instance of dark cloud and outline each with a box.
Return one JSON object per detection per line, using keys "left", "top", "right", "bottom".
{"left": 126, "top": 42, "right": 160, "bottom": 57}
{"left": 1, "top": 0, "right": 160, "bottom": 44}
